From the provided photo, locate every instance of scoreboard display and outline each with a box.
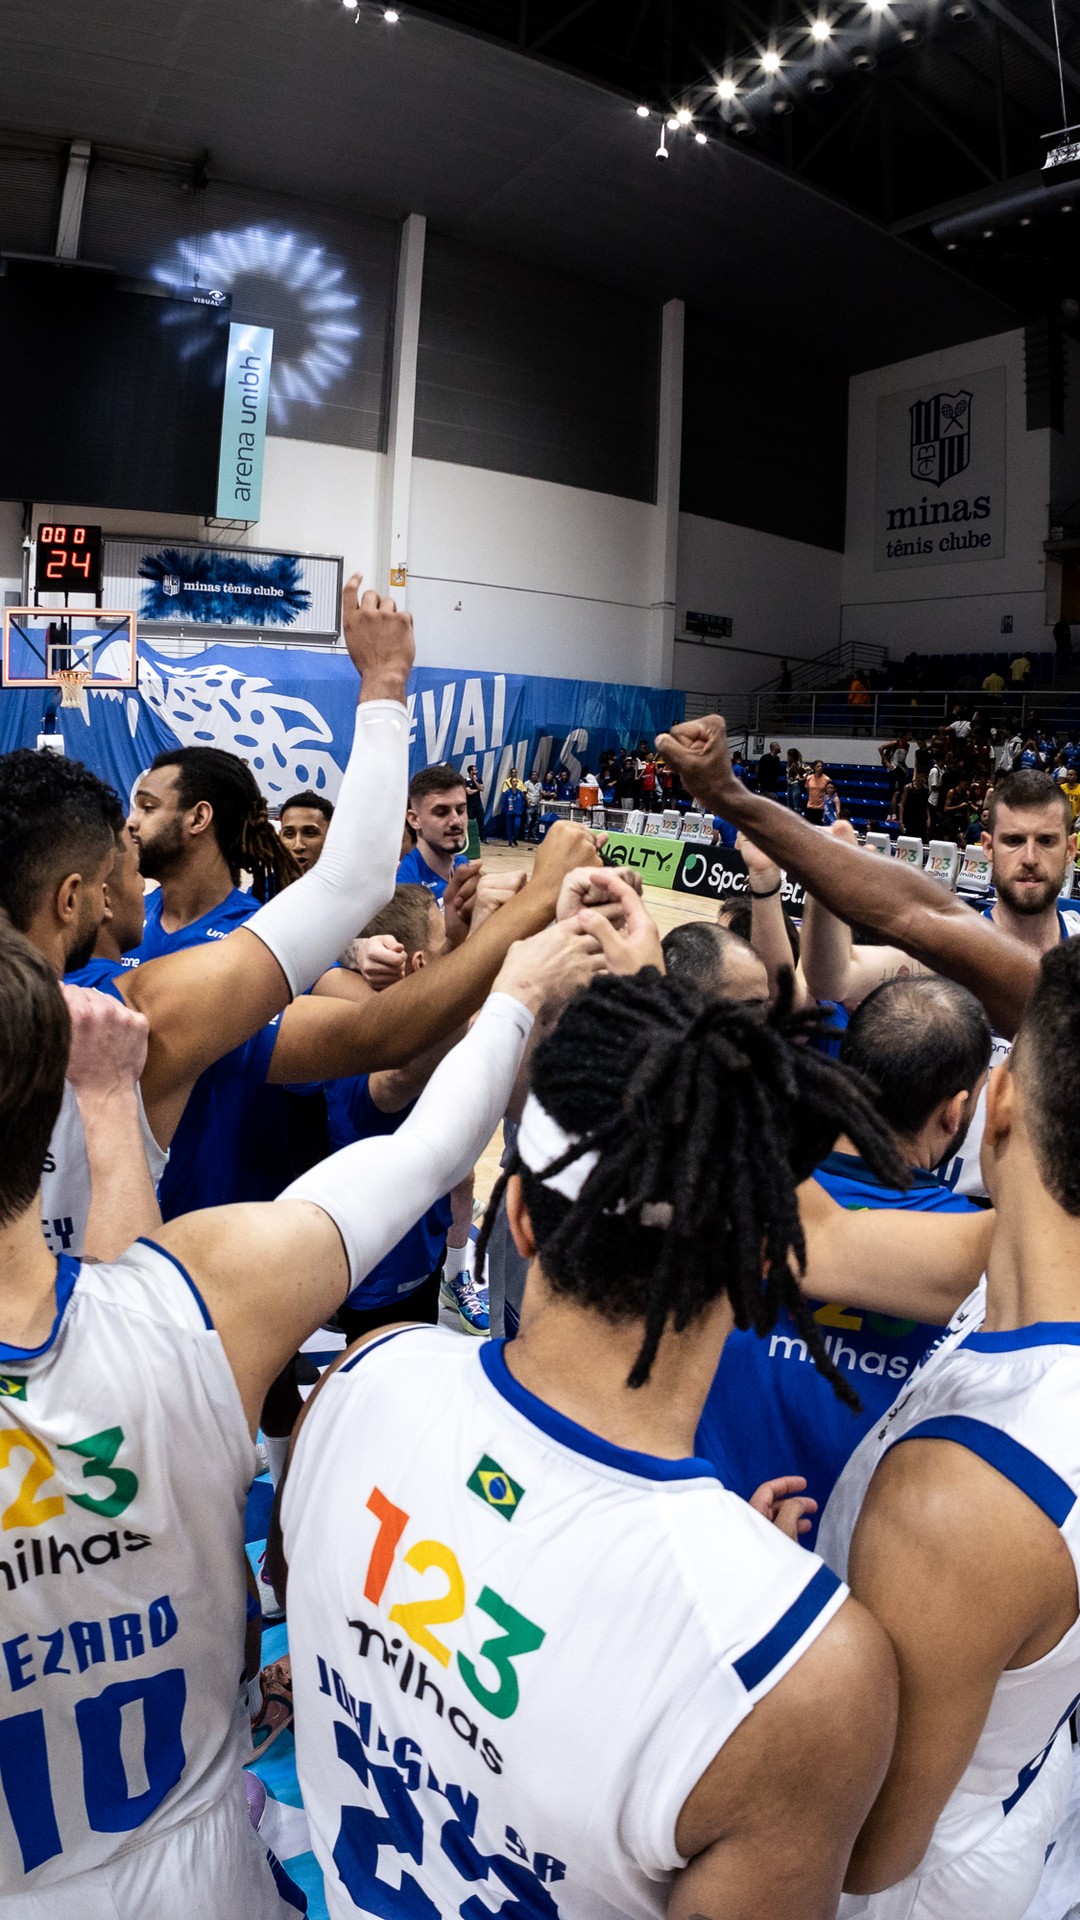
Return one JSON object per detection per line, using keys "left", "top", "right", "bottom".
{"left": 34, "top": 524, "right": 103, "bottom": 594}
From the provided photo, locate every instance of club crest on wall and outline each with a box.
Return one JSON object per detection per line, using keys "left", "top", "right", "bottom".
{"left": 909, "top": 389, "right": 972, "bottom": 487}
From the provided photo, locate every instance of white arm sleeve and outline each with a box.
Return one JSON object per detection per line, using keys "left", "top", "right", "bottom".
{"left": 244, "top": 699, "right": 409, "bottom": 997}
{"left": 278, "top": 992, "right": 534, "bottom": 1293}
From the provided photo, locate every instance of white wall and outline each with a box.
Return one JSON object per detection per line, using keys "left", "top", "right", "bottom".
{"left": 842, "top": 328, "right": 1053, "bottom": 657}
{"left": 405, "top": 458, "right": 659, "bottom": 684}
{"left": 674, "top": 512, "right": 843, "bottom": 696}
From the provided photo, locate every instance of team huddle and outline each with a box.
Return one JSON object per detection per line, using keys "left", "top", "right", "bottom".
{"left": 2, "top": 576, "right": 1080, "bottom": 1919}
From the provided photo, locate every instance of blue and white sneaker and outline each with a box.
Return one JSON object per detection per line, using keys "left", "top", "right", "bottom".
{"left": 440, "top": 1269, "right": 490, "bottom": 1336}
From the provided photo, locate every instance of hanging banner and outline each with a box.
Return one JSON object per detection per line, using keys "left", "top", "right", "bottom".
{"left": 102, "top": 539, "right": 343, "bottom": 640}
{"left": 0, "top": 643, "right": 684, "bottom": 822}
{"left": 216, "top": 323, "right": 275, "bottom": 520}
{"left": 873, "top": 365, "right": 1006, "bottom": 571}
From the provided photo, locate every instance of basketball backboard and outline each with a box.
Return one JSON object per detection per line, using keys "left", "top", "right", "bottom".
{"left": 2, "top": 610, "right": 137, "bottom": 689}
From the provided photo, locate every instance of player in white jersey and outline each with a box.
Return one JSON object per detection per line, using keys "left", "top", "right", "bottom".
{"left": 809, "top": 937, "right": 1080, "bottom": 1918}
{"left": 272, "top": 962, "right": 909, "bottom": 1919}
{"left": 0, "top": 880, "right": 608, "bottom": 1915}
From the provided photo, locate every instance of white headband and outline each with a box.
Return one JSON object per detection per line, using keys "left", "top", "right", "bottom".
{"left": 516, "top": 1092, "right": 672, "bottom": 1229}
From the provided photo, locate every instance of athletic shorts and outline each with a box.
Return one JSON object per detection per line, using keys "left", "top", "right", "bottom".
{"left": 4, "top": 1777, "right": 302, "bottom": 1920}
{"left": 837, "top": 1730, "right": 1071, "bottom": 1920}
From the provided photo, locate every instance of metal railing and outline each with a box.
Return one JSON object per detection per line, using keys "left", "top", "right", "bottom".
{"left": 682, "top": 687, "right": 1080, "bottom": 741}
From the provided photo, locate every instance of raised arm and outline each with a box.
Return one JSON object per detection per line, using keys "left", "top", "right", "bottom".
{"left": 263, "top": 822, "right": 600, "bottom": 1083}
{"left": 737, "top": 833, "right": 811, "bottom": 1008}
{"left": 62, "top": 985, "right": 160, "bottom": 1261}
{"left": 159, "top": 923, "right": 605, "bottom": 1425}
{"left": 658, "top": 717, "right": 1038, "bottom": 1037}
{"left": 123, "top": 576, "right": 413, "bottom": 1143}
{"left": 799, "top": 825, "right": 932, "bottom": 1008}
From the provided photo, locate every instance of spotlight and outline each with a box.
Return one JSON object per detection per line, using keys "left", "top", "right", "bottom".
{"left": 808, "top": 70, "right": 833, "bottom": 90}
{"left": 865, "top": 0, "right": 888, "bottom": 10}
{"left": 342, "top": 0, "right": 358, "bottom": 9}
{"left": 898, "top": 24, "right": 921, "bottom": 41}
{"left": 676, "top": 107, "right": 693, "bottom": 125}
{"left": 851, "top": 47, "right": 876, "bottom": 67}
{"left": 717, "top": 77, "right": 738, "bottom": 99}
{"left": 810, "top": 17, "right": 833, "bottom": 38}
{"left": 636, "top": 104, "right": 650, "bottom": 117}
{"left": 981, "top": 227, "right": 994, "bottom": 238}
{"left": 666, "top": 115, "right": 680, "bottom": 129}
{"left": 384, "top": 6, "right": 400, "bottom": 17}
{"left": 695, "top": 130, "right": 708, "bottom": 144}
{"left": 732, "top": 116, "right": 755, "bottom": 135}
{"left": 761, "top": 49, "right": 781, "bottom": 71}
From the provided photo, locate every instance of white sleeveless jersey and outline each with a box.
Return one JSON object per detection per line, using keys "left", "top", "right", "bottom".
{"left": 820, "top": 1292, "right": 1080, "bottom": 1920}
{"left": 0, "top": 1239, "right": 254, "bottom": 1901}
{"left": 948, "top": 905, "right": 1080, "bottom": 1201}
{"left": 41, "top": 1080, "right": 168, "bottom": 1258}
{"left": 281, "top": 1325, "right": 849, "bottom": 1920}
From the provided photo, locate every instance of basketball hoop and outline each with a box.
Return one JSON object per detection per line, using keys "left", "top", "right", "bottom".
{"left": 56, "top": 669, "right": 93, "bottom": 717}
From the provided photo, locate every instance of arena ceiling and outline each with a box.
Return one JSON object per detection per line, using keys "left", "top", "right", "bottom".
{"left": 3, "top": 0, "right": 1067, "bottom": 373}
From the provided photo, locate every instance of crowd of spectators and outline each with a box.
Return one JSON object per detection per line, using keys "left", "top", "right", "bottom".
{"left": 838, "top": 622, "right": 1074, "bottom": 703}
{"left": 755, "top": 711, "right": 1080, "bottom": 850}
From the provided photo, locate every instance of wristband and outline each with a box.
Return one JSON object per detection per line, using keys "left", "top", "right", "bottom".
{"left": 749, "top": 881, "right": 782, "bottom": 900}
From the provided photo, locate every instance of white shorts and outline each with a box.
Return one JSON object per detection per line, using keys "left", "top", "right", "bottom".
{"left": 838, "top": 1733, "right": 1072, "bottom": 1920}
{"left": 3, "top": 1778, "right": 300, "bottom": 1920}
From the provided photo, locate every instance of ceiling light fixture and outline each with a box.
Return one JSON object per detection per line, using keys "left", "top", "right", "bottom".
{"left": 695, "top": 130, "right": 708, "bottom": 144}
{"left": 898, "top": 24, "right": 922, "bottom": 41}
{"left": 384, "top": 6, "right": 400, "bottom": 18}
{"left": 636, "top": 104, "right": 650, "bottom": 117}
{"left": 732, "top": 116, "right": 755, "bottom": 135}
{"left": 717, "top": 77, "right": 738, "bottom": 99}
{"left": 666, "top": 115, "right": 680, "bottom": 130}
{"left": 1019, "top": 215, "right": 1032, "bottom": 225}
{"left": 810, "top": 18, "right": 833, "bottom": 39}
{"left": 656, "top": 125, "right": 670, "bottom": 160}
{"left": 808, "top": 70, "right": 834, "bottom": 90}
{"left": 772, "top": 94, "right": 795, "bottom": 112}
{"left": 342, "top": 0, "right": 358, "bottom": 10}
{"left": 851, "top": 47, "right": 877, "bottom": 67}
{"left": 676, "top": 106, "right": 693, "bottom": 124}
{"left": 761, "top": 49, "right": 782, "bottom": 71}
{"left": 865, "top": 0, "right": 889, "bottom": 12}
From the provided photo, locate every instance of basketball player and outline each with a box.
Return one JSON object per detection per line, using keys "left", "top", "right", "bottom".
{"left": 796, "top": 777, "right": 1080, "bottom": 1198}
{"left": 698, "top": 977, "right": 987, "bottom": 1544}
{"left": 278, "top": 790, "right": 334, "bottom": 872}
{"left": 271, "top": 968, "right": 906, "bottom": 1920}
{"left": 657, "top": 714, "right": 1042, "bottom": 1037}
{"left": 65, "top": 823, "right": 146, "bottom": 994}
{"left": 397, "top": 763, "right": 473, "bottom": 900}
{"left": 0, "top": 901, "right": 602, "bottom": 1916}
{"left": 816, "top": 939, "right": 1080, "bottom": 1919}
{"left": 0, "top": 573, "right": 416, "bottom": 1254}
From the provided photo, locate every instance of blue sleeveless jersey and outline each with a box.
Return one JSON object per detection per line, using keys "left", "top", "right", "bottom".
{"left": 126, "top": 887, "right": 296, "bottom": 1217}
{"left": 696, "top": 1151, "right": 977, "bottom": 1544}
{"left": 64, "top": 955, "right": 127, "bottom": 998}
{"left": 395, "top": 846, "right": 470, "bottom": 904}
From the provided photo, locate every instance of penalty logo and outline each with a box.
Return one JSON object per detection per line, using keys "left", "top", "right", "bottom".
{"left": 467, "top": 1455, "right": 524, "bottom": 1521}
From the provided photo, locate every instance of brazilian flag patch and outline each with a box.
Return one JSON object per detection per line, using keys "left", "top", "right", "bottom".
{"left": 0, "top": 1375, "right": 27, "bottom": 1401}
{"left": 467, "top": 1455, "right": 524, "bottom": 1521}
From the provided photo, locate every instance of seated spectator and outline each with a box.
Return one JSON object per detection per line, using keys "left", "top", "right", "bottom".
{"left": 1009, "top": 650, "right": 1031, "bottom": 685}
{"left": 1018, "top": 738, "right": 1041, "bottom": 770}
{"left": 981, "top": 665, "right": 1004, "bottom": 692}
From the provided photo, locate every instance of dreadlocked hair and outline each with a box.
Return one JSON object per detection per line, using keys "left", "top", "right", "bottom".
{"left": 150, "top": 747, "right": 301, "bottom": 902}
{"left": 476, "top": 969, "right": 908, "bottom": 1397}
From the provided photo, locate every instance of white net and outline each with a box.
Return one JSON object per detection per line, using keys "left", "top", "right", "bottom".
{"left": 56, "top": 669, "right": 92, "bottom": 717}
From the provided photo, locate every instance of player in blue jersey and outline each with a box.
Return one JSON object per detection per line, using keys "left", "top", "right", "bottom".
{"left": 396, "top": 762, "right": 473, "bottom": 902}
{"left": 698, "top": 976, "right": 989, "bottom": 1540}
{"left": 64, "top": 821, "right": 146, "bottom": 995}
{"left": 278, "top": 789, "right": 333, "bottom": 874}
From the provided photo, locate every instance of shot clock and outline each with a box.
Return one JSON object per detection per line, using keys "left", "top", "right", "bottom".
{"left": 34, "top": 524, "right": 103, "bottom": 594}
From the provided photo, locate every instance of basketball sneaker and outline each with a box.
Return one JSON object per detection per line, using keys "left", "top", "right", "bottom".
{"left": 440, "top": 1269, "right": 490, "bottom": 1336}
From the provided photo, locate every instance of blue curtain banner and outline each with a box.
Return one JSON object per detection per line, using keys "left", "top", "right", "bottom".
{"left": 0, "top": 641, "right": 685, "bottom": 821}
